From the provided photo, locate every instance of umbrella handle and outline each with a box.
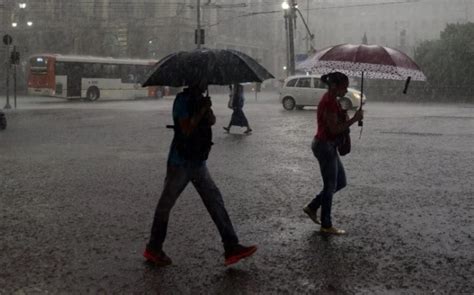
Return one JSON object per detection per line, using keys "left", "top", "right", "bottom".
{"left": 403, "top": 76, "right": 411, "bottom": 94}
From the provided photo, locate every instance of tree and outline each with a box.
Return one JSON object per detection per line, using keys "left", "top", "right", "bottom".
{"left": 414, "top": 22, "right": 474, "bottom": 101}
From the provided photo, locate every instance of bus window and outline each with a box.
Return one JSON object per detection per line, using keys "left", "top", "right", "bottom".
{"left": 55, "top": 62, "right": 66, "bottom": 75}
{"left": 30, "top": 57, "right": 48, "bottom": 74}
{"left": 120, "top": 64, "right": 136, "bottom": 83}
{"left": 136, "top": 65, "right": 150, "bottom": 82}
{"left": 103, "top": 64, "right": 120, "bottom": 79}
{"left": 83, "top": 63, "right": 101, "bottom": 78}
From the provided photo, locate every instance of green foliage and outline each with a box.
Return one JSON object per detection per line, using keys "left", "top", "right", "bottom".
{"left": 414, "top": 22, "right": 474, "bottom": 100}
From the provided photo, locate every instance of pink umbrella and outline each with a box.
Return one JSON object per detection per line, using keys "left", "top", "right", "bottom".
{"left": 297, "top": 43, "right": 426, "bottom": 81}
{"left": 297, "top": 43, "right": 426, "bottom": 127}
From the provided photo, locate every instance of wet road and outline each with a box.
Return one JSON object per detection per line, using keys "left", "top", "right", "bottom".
{"left": 1, "top": 93, "right": 473, "bottom": 293}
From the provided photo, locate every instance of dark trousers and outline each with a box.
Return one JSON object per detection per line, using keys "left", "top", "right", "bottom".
{"left": 309, "top": 138, "right": 347, "bottom": 228}
{"left": 147, "top": 164, "right": 239, "bottom": 252}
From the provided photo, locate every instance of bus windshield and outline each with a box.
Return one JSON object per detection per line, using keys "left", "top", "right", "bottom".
{"left": 30, "top": 56, "right": 48, "bottom": 74}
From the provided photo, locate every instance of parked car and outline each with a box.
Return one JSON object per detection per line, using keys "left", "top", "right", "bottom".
{"left": 279, "top": 74, "right": 366, "bottom": 110}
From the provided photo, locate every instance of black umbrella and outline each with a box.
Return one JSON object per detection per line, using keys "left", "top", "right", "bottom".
{"left": 141, "top": 48, "right": 274, "bottom": 87}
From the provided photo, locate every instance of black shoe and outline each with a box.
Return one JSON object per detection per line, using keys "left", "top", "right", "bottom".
{"left": 303, "top": 206, "right": 321, "bottom": 224}
{"left": 224, "top": 244, "right": 257, "bottom": 266}
{"left": 223, "top": 127, "right": 230, "bottom": 133}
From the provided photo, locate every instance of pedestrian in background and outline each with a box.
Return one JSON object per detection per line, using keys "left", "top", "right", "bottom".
{"left": 144, "top": 79, "right": 257, "bottom": 267}
{"left": 223, "top": 83, "right": 252, "bottom": 134}
{"left": 303, "top": 72, "right": 363, "bottom": 235}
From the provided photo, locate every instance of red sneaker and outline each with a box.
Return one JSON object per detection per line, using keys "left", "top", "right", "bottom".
{"left": 224, "top": 244, "right": 257, "bottom": 266}
{"left": 143, "top": 248, "right": 172, "bottom": 266}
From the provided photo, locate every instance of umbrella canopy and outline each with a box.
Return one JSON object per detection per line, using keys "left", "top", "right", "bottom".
{"left": 297, "top": 43, "right": 426, "bottom": 81}
{"left": 142, "top": 48, "right": 275, "bottom": 87}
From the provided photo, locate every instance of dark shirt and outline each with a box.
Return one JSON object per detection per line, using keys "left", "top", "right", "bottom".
{"left": 167, "top": 89, "right": 206, "bottom": 167}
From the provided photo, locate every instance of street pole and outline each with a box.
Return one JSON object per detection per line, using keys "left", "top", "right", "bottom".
{"left": 4, "top": 43, "right": 11, "bottom": 109}
{"left": 284, "top": 9, "right": 290, "bottom": 77}
{"left": 306, "top": 0, "right": 310, "bottom": 52}
{"left": 13, "top": 46, "right": 17, "bottom": 108}
{"left": 197, "top": 0, "right": 201, "bottom": 49}
{"left": 288, "top": 1, "right": 296, "bottom": 75}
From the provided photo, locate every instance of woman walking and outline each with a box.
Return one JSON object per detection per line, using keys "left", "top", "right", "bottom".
{"left": 223, "top": 83, "right": 252, "bottom": 134}
{"left": 303, "top": 72, "right": 363, "bottom": 235}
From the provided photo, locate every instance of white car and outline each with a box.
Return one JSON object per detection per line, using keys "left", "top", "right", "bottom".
{"left": 279, "top": 74, "right": 366, "bottom": 110}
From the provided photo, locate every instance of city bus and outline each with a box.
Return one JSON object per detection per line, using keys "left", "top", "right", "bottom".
{"left": 27, "top": 54, "right": 161, "bottom": 101}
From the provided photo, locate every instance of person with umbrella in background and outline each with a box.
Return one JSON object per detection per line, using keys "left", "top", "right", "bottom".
{"left": 223, "top": 83, "right": 253, "bottom": 134}
{"left": 303, "top": 72, "right": 363, "bottom": 235}
{"left": 143, "top": 78, "right": 257, "bottom": 267}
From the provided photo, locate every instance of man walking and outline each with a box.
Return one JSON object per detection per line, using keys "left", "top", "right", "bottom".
{"left": 144, "top": 80, "right": 257, "bottom": 266}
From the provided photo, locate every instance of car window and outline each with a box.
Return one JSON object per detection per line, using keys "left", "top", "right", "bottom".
{"left": 285, "top": 78, "right": 298, "bottom": 87}
{"left": 296, "top": 77, "right": 311, "bottom": 88}
{"left": 314, "top": 78, "right": 327, "bottom": 89}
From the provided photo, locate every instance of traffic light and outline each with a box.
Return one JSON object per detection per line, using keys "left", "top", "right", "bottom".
{"left": 11, "top": 50, "right": 20, "bottom": 64}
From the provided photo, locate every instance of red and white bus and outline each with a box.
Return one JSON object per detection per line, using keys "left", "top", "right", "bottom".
{"left": 27, "top": 54, "right": 161, "bottom": 101}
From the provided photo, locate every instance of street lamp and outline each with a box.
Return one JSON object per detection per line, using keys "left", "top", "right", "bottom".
{"left": 11, "top": 22, "right": 18, "bottom": 27}
{"left": 282, "top": 0, "right": 315, "bottom": 77}
{"left": 27, "top": 21, "right": 33, "bottom": 27}
{"left": 19, "top": 3, "right": 27, "bottom": 9}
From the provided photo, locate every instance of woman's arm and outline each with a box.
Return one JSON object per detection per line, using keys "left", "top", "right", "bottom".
{"left": 325, "top": 109, "right": 363, "bottom": 135}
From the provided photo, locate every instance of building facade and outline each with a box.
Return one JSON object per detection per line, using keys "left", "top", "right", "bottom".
{"left": 1, "top": 0, "right": 288, "bottom": 83}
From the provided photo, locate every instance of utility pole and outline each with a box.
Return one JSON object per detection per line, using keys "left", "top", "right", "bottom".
{"left": 288, "top": 0, "right": 296, "bottom": 76}
{"left": 284, "top": 8, "right": 290, "bottom": 77}
{"left": 306, "top": 0, "right": 310, "bottom": 53}
{"left": 3, "top": 35, "right": 12, "bottom": 109}
{"left": 196, "top": 0, "right": 201, "bottom": 49}
{"left": 283, "top": 1, "right": 296, "bottom": 76}
{"left": 283, "top": 0, "right": 315, "bottom": 76}
{"left": 12, "top": 45, "right": 17, "bottom": 108}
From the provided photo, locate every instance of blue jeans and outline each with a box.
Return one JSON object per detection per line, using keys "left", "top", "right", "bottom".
{"left": 308, "top": 138, "right": 347, "bottom": 228}
{"left": 147, "top": 164, "right": 239, "bottom": 252}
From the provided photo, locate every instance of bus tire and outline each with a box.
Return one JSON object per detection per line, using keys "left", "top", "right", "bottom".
{"left": 86, "top": 87, "right": 100, "bottom": 101}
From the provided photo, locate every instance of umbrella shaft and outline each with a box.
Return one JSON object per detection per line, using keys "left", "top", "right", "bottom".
{"left": 360, "top": 71, "right": 364, "bottom": 111}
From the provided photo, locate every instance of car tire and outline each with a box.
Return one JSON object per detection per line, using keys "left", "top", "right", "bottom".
{"left": 339, "top": 97, "right": 352, "bottom": 110}
{"left": 282, "top": 96, "right": 296, "bottom": 110}
{"left": 86, "top": 87, "right": 100, "bottom": 101}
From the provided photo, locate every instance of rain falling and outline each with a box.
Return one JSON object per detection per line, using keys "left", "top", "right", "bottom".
{"left": 1, "top": 0, "right": 473, "bottom": 293}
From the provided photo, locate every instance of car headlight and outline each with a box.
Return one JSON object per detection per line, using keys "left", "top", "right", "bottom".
{"left": 352, "top": 92, "right": 361, "bottom": 99}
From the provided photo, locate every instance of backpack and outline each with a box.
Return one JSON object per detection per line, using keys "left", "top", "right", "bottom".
{"left": 174, "top": 95, "right": 213, "bottom": 161}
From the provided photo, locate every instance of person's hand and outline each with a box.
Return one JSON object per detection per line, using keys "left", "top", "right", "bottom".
{"left": 353, "top": 109, "right": 364, "bottom": 122}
